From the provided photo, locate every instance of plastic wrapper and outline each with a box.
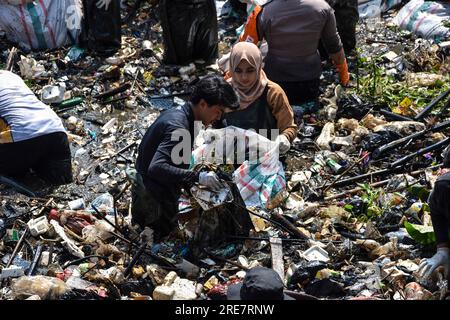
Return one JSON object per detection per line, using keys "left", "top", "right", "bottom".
{"left": 12, "top": 276, "right": 69, "bottom": 300}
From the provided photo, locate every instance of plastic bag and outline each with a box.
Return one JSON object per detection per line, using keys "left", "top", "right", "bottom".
{"left": 393, "top": 0, "right": 450, "bottom": 42}
{"left": 159, "top": 0, "right": 218, "bottom": 65}
{"left": 79, "top": 0, "right": 121, "bottom": 56}
{"left": 0, "top": 0, "right": 82, "bottom": 52}
{"left": 189, "top": 126, "right": 286, "bottom": 209}
{"left": 82, "top": 218, "right": 115, "bottom": 243}
{"left": 90, "top": 193, "right": 115, "bottom": 215}
{"left": 12, "top": 276, "right": 69, "bottom": 300}
{"left": 358, "top": 0, "right": 402, "bottom": 18}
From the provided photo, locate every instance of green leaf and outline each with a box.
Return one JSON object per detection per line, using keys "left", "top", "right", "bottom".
{"left": 344, "top": 204, "right": 353, "bottom": 213}
{"left": 404, "top": 221, "right": 436, "bottom": 245}
{"left": 407, "top": 185, "right": 431, "bottom": 202}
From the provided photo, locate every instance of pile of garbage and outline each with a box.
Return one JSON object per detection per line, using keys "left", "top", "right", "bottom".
{"left": 0, "top": 0, "right": 449, "bottom": 300}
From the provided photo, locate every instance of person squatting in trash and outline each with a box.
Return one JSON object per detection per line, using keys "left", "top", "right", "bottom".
{"left": 418, "top": 145, "right": 450, "bottom": 282}
{"left": 238, "top": 0, "right": 350, "bottom": 106}
{"left": 159, "top": 0, "right": 218, "bottom": 65}
{"left": 216, "top": 42, "right": 297, "bottom": 155}
{"left": 131, "top": 75, "right": 240, "bottom": 240}
{"left": 0, "top": 71, "right": 73, "bottom": 185}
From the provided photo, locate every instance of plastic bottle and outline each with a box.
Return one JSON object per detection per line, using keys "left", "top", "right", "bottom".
{"left": 57, "top": 97, "right": 84, "bottom": 108}
{"left": 326, "top": 158, "right": 345, "bottom": 174}
{"left": 406, "top": 202, "right": 423, "bottom": 215}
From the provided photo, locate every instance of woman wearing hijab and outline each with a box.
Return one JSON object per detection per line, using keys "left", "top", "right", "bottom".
{"left": 220, "top": 42, "right": 297, "bottom": 154}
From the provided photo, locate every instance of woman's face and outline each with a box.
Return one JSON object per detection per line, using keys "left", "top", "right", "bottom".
{"left": 234, "top": 59, "right": 257, "bottom": 87}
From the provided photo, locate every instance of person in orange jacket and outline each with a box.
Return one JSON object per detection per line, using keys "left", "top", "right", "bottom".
{"left": 238, "top": 0, "right": 350, "bottom": 107}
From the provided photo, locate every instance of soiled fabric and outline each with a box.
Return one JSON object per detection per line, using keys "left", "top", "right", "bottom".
{"left": 257, "top": 0, "right": 342, "bottom": 82}
{"left": 229, "top": 42, "right": 268, "bottom": 109}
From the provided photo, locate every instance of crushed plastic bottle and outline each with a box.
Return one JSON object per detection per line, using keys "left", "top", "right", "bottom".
{"left": 89, "top": 193, "right": 115, "bottom": 215}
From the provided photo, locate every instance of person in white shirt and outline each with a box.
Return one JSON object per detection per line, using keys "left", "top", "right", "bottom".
{"left": 0, "top": 71, "right": 72, "bottom": 185}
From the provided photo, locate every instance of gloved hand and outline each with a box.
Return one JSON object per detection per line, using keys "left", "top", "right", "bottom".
{"left": 417, "top": 247, "right": 449, "bottom": 279}
{"left": 275, "top": 134, "right": 291, "bottom": 155}
{"left": 335, "top": 58, "right": 350, "bottom": 86}
{"left": 96, "top": 0, "right": 112, "bottom": 10}
{"left": 199, "top": 171, "right": 222, "bottom": 191}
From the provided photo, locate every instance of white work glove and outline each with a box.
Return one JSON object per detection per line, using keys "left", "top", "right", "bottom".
{"left": 199, "top": 171, "right": 222, "bottom": 191}
{"left": 96, "top": 0, "right": 112, "bottom": 10}
{"left": 275, "top": 134, "right": 291, "bottom": 155}
{"left": 417, "top": 247, "right": 449, "bottom": 279}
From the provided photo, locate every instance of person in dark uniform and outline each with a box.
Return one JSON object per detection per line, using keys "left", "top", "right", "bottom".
{"left": 131, "top": 75, "right": 239, "bottom": 240}
{"left": 219, "top": 42, "right": 297, "bottom": 154}
{"left": 418, "top": 146, "right": 450, "bottom": 281}
{"left": 238, "top": 0, "right": 350, "bottom": 107}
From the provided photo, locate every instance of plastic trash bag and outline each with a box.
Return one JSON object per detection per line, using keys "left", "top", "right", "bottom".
{"left": 393, "top": 0, "right": 450, "bottom": 42}
{"left": 0, "top": 0, "right": 82, "bottom": 52}
{"left": 159, "top": 0, "right": 218, "bottom": 65}
{"left": 79, "top": 0, "right": 121, "bottom": 56}
{"left": 358, "top": 0, "right": 403, "bottom": 18}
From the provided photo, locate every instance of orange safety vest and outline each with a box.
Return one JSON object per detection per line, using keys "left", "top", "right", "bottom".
{"left": 239, "top": 5, "right": 262, "bottom": 45}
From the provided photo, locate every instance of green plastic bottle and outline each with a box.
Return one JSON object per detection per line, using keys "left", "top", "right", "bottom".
{"left": 58, "top": 97, "right": 84, "bottom": 108}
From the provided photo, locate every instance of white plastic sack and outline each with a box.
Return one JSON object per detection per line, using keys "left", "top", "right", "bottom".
{"left": 358, "top": 0, "right": 403, "bottom": 18}
{"left": 0, "top": 0, "right": 83, "bottom": 51}
{"left": 189, "top": 126, "right": 286, "bottom": 209}
{"left": 393, "top": 0, "right": 450, "bottom": 41}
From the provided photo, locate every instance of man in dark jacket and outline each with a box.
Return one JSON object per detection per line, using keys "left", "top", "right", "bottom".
{"left": 131, "top": 75, "right": 239, "bottom": 239}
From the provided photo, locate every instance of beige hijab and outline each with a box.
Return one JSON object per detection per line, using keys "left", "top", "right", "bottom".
{"left": 229, "top": 42, "right": 268, "bottom": 109}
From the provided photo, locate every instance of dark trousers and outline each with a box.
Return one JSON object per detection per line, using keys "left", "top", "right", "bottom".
{"left": 80, "top": 0, "right": 122, "bottom": 56}
{"left": 277, "top": 79, "right": 320, "bottom": 106}
{"left": 0, "top": 132, "right": 73, "bottom": 185}
{"left": 334, "top": 0, "right": 358, "bottom": 54}
{"left": 130, "top": 171, "right": 178, "bottom": 240}
{"left": 159, "top": 0, "right": 218, "bottom": 65}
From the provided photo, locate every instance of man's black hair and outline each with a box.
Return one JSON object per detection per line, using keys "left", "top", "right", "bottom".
{"left": 190, "top": 75, "right": 239, "bottom": 109}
